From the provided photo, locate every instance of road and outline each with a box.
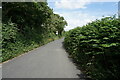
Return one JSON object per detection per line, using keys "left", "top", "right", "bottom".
{"left": 2, "top": 38, "right": 83, "bottom": 78}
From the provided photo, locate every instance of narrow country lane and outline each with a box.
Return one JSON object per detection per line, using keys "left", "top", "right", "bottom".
{"left": 2, "top": 38, "right": 83, "bottom": 78}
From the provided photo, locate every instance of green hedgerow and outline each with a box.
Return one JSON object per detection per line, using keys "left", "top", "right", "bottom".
{"left": 64, "top": 16, "right": 120, "bottom": 80}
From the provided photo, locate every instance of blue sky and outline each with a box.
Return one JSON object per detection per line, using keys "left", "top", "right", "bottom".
{"left": 47, "top": 0, "right": 119, "bottom": 31}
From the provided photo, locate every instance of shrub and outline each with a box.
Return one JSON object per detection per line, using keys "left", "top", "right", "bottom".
{"left": 64, "top": 17, "right": 120, "bottom": 80}
{"left": 2, "top": 2, "right": 67, "bottom": 62}
{"left": 2, "top": 22, "right": 61, "bottom": 62}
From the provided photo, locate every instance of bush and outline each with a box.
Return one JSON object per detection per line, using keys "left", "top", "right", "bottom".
{"left": 64, "top": 17, "right": 120, "bottom": 80}
{"left": 2, "top": 22, "right": 62, "bottom": 62}
{"left": 2, "top": 2, "right": 67, "bottom": 62}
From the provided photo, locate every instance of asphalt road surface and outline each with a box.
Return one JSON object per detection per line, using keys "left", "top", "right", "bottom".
{"left": 2, "top": 38, "right": 83, "bottom": 78}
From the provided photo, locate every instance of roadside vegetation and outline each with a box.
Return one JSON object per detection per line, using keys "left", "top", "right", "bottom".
{"left": 64, "top": 16, "right": 120, "bottom": 80}
{"left": 2, "top": 2, "right": 67, "bottom": 62}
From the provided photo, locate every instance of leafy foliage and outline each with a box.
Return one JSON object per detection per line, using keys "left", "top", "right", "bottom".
{"left": 64, "top": 16, "right": 120, "bottom": 80}
{"left": 2, "top": 2, "right": 67, "bottom": 62}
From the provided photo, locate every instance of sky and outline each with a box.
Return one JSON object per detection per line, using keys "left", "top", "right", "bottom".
{"left": 47, "top": 0, "right": 119, "bottom": 31}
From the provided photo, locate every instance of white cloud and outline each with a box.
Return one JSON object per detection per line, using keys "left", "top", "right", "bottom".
{"left": 54, "top": 0, "right": 119, "bottom": 9}
{"left": 55, "top": 0, "right": 91, "bottom": 9}
{"left": 0, "top": 6, "right": 2, "bottom": 8}
{"left": 56, "top": 11, "right": 101, "bottom": 31}
{"left": 48, "top": 0, "right": 118, "bottom": 31}
{"left": 48, "top": 0, "right": 119, "bottom": 2}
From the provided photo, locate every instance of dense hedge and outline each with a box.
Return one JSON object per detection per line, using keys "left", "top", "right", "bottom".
{"left": 64, "top": 17, "right": 120, "bottom": 80}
